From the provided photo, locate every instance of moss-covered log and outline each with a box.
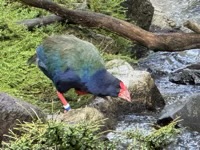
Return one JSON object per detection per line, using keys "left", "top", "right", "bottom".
{"left": 19, "top": 0, "right": 200, "bottom": 52}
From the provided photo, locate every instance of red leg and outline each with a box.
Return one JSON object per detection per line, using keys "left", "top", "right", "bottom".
{"left": 56, "top": 91, "right": 71, "bottom": 111}
{"left": 75, "top": 90, "right": 88, "bottom": 95}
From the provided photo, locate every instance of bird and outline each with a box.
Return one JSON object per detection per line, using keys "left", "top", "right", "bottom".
{"left": 28, "top": 35, "right": 131, "bottom": 112}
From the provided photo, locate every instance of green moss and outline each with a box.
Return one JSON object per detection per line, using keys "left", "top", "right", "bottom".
{"left": 88, "top": 0, "right": 126, "bottom": 19}
{"left": 0, "top": 0, "right": 136, "bottom": 112}
{"left": 0, "top": 0, "right": 66, "bottom": 112}
{"left": 102, "top": 53, "right": 137, "bottom": 64}
{"left": 54, "top": 0, "right": 126, "bottom": 19}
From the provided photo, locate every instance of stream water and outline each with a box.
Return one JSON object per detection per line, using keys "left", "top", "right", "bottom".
{"left": 108, "top": 0, "right": 200, "bottom": 149}
{"left": 107, "top": 51, "right": 200, "bottom": 149}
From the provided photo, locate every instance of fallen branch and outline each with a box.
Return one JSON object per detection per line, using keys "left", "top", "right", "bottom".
{"left": 19, "top": 0, "right": 200, "bottom": 52}
{"left": 184, "top": 21, "right": 200, "bottom": 34}
{"left": 18, "top": 14, "right": 63, "bottom": 29}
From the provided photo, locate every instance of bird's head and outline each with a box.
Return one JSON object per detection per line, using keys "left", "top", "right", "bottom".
{"left": 86, "top": 70, "right": 131, "bottom": 102}
{"left": 118, "top": 81, "right": 131, "bottom": 102}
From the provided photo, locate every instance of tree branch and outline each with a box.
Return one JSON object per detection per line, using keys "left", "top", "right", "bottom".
{"left": 19, "top": 0, "right": 200, "bottom": 52}
{"left": 18, "top": 14, "right": 64, "bottom": 29}
{"left": 184, "top": 21, "right": 200, "bottom": 33}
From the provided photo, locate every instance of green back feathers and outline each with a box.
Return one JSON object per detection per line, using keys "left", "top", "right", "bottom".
{"left": 40, "top": 35, "right": 105, "bottom": 77}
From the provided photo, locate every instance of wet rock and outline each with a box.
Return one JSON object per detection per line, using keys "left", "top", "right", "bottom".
{"left": 0, "top": 93, "right": 46, "bottom": 143}
{"left": 139, "top": 52, "right": 177, "bottom": 77}
{"left": 149, "top": 0, "right": 181, "bottom": 32}
{"left": 138, "top": 50, "right": 200, "bottom": 78}
{"left": 122, "top": 0, "right": 154, "bottom": 30}
{"left": 130, "top": 44, "right": 150, "bottom": 59}
{"left": 150, "top": 0, "right": 200, "bottom": 31}
{"left": 150, "top": 0, "right": 200, "bottom": 33}
{"left": 169, "top": 64, "right": 200, "bottom": 85}
{"left": 121, "top": 0, "right": 154, "bottom": 59}
{"left": 91, "top": 59, "right": 165, "bottom": 119}
{"left": 52, "top": 107, "right": 104, "bottom": 123}
{"left": 47, "top": 107, "right": 116, "bottom": 130}
{"left": 157, "top": 93, "right": 200, "bottom": 132}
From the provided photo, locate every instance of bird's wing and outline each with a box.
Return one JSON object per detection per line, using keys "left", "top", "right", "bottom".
{"left": 36, "top": 35, "right": 105, "bottom": 80}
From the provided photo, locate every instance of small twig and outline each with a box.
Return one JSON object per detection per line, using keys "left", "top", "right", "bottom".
{"left": 184, "top": 21, "right": 200, "bottom": 34}
{"left": 17, "top": 15, "right": 64, "bottom": 29}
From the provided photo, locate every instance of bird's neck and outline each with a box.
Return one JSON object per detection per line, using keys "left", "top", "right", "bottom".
{"left": 85, "top": 69, "right": 120, "bottom": 96}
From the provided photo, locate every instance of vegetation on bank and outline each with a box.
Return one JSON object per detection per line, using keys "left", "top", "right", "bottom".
{"left": 2, "top": 120, "right": 115, "bottom": 150}
{"left": 1, "top": 118, "right": 181, "bottom": 150}
{"left": 125, "top": 118, "right": 181, "bottom": 149}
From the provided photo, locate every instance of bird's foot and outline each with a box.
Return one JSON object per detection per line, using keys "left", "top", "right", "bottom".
{"left": 63, "top": 103, "right": 71, "bottom": 112}
{"left": 57, "top": 91, "right": 71, "bottom": 113}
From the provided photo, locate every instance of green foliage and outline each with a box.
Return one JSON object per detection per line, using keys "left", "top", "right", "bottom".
{"left": 124, "top": 118, "right": 181, "bottom": 150}
{"left": 2, "top": 120, "right": 116, "bottom": 150}
{"left": 88, "top": 0, "right": 126, "bottom": 19}
{"left": 102, "top": 53, "right": 137, "bottom": 64}
{"left": 0, "top": 0, "right": 67, "bottom": 111}
{"left": 1, "top": 118, "right": 181, "bottom": 149}
{"left": 54, "top": 0, "right": 126, "bottom": 19}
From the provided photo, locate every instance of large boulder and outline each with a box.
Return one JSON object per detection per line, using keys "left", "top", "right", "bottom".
{"left": 0, "top": 93, "right": 46, "bottom": 143}
{"left": 122, "top": 0, "right": 154, "bottom": 30}
{"left": 157, "top": 93, "right": 200, "bottom": 132}
{"left": 150, "top": 0, "right": 200, "bottom": 31}
{"left": 150, "top": 11, "right": 179, "bottom": 33}
{"left": 47, "top": 107, "right": 114, "bottom": 130}
{"left": 121, "top": 0, "right": 154, "bottom": 59}
{"left": 90, "top": 59, "right": 165, "bottom": 119}
{"left": 149, "top": 0, "right": 181, "bottom": 32}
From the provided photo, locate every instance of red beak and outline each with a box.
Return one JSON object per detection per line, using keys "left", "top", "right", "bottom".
{"left": 118, "top": 81, "right": 131, "bottom": 102}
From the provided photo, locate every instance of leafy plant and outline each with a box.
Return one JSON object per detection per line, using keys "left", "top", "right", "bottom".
{"left": 124, "top": 118, "right": 181, "bottom": 150}
{"left": 1, "top": 118, "right": 181, "bottom": 149}
{"left": 2, "top": 120, "right": 116, "bottom": 150}
{"left": 88, "top": 0, "right": 126, "bottom": 19}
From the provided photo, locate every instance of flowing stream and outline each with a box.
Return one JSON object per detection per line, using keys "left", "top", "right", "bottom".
{"left": 108, "top": 0, "right": 200, "bottom": 149}
{"left": 108, "top": 51, "right": 200, "bottom": 149}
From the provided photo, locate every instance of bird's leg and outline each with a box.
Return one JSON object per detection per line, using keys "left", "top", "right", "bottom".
{"left": 56, "top": 91, "right": 71, "bottom": 112}
{"left": 75, "top": 90, "right": 88, "bottom": 95}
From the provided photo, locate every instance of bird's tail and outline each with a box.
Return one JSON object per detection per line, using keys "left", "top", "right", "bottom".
{"left": 27, "top": 53, "right": 37, "bottom": 65}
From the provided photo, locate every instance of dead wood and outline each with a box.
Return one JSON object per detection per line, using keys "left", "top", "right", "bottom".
{"left": 18, "top": 14, "right": 63, "bottom": 29}
{"left": 19, "top": 0, "right": 200, "bottom": 52}
{"left": 184, "top": 21, "right": 200, "bottom": 34}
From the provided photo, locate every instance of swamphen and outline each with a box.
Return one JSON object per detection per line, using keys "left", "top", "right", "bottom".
{"left": 29, "top": 35, "right": 131, "bottom": 111}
